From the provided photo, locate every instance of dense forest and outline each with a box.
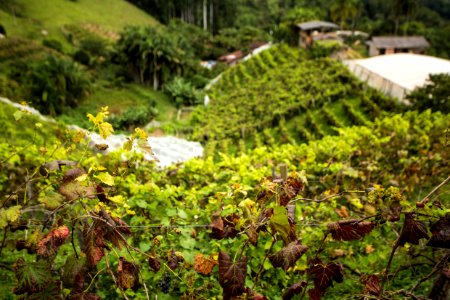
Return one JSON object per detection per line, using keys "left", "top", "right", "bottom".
{"left": 0, "top": 0, "right": 449, "bottom": 299}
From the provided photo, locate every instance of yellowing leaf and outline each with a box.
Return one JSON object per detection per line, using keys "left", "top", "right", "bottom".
{"left": 72, "top": 130, "right": 85, "bottom": 143}
{"left": 0, "top": 205, "right": 22, "bottom": 229}
{"left": 270, "top": 206, "right": 291, "bottom": 243}
{"left": 75, "top": 174, "right": 88, "bottom": 182}
{"left": 110, "top": 195, "right": 125, "bottom": 204}
{"left": 95, "top": 172, "right": 115, "bottom": 186}
{"left": 123, "top": 139, "right": 133, "bottom": 151}
{"left": 135, "top": 128, "right": 148, "bottom": 140}
{"left": 98, "top": 122, "right": 114, "bottom": 139}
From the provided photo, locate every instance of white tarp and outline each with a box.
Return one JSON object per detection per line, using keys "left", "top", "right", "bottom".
{"left": 344, "top": 54, "right": 450, "bottom": 101}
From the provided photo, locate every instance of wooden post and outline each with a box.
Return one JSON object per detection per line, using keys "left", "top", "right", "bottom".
{"left": 279, "top": 164, "right": 288, "bottom": 181}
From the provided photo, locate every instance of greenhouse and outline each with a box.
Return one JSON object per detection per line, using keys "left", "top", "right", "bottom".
{"left": 344, "top": 53, "right": 450, "bottom": 102}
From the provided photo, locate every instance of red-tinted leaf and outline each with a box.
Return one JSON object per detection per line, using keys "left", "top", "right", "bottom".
{"left": 362, "top": 274, "right": 380, "bottom": 296}
{"left": 246, "top": 225, "right": 259, "bottom": 246}
{"left": 36, "top": 225, "right": 70, "bottom": 257}
{"left": 82, "top": 225, "right": 106, "bottom": 266}
{"left": 327, "top": 220, "right": 374, "bottom": 241}
{"left": 194, "top": 253, "right": 217, "bottom": 275}
{"left": 14, "top": 258, "right": 51, "bottom": 295}
{"left": 307, "top": 259, "right": 344, "bottom": 293}
{"left": 398, "top": 213, "right": 429, "bottom": 246}
{"left": 96, "top": 185, "right": 109, "bottom": 202}
{"left": 282, "top": 281, "right": 307, "bottom": 300}
{"left": 148, "top": 255, "right": 161, "bottom": 272}
{"left": 67, "top": 273, "right": 101, "bottom": 300}
{"left": 270, "top": 241, "right": 308, "bottom": 271}
{"left": 117, "top": 257, "right": 140, "bottom": 290}
{"left": 218, "top": 251, "right": 247, "bottom": 300}
{"left": 307, "top": 287, "right": 322, "bottom": 300}
{"left": 211, "top": 213, "right": 239, "bottom": 240}
{"left": 427, "top": 214, "right": 450, "bottom": 249}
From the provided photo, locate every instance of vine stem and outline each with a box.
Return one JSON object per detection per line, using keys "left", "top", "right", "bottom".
{"left": 410, "top": 253, "right": 450, "bottom": 292}
{"left": 251, "top": 236, "right": 276, "bottom": 290}
{"left": 105, "top": 251, "right": 130, "bottom": 300}
{"left": 84, "top": 267, "right": 106, "bottom": 293}
{"left": 380, "top": 239, "right": 399, "bottom": 295}
{"left": 289, "top": 190, "right": 366, "bottom": 204}
{"left": 416, "top": 174, "right": 450, "bottom": 207}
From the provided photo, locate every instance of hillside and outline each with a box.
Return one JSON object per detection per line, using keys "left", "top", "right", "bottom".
{"left": 0, "top": 0, "right": 158, "bottom": 44}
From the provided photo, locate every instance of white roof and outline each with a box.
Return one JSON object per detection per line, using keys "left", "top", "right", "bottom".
{"left": 348, "top": 54, "right": 450, "bottom": 91}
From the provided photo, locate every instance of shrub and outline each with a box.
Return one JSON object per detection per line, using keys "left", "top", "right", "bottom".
{"left": 73, "top": 49, "right": 91, "bottom": 65}
{"left": 80, "top": 36, "right": 108, "bottom": 57}
{"left": 165, "top": 77, "right": 204, "bottom": 108}
{"left": 13, "top": 55, "right": 91, "bottom": 115}
{"left": 109, "top": 105, "right": 158, "bottom": 130}
{"left": 42, "top": 39, "right": 63, "bottom": 52}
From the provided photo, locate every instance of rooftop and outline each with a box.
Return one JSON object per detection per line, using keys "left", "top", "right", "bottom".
{"left": 370, "top": 36, "right": 430, "bottom": 49}
{"left": 296, "top": 21, "right": 339, "bottom": 31}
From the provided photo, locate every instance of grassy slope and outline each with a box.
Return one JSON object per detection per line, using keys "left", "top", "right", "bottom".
{"left": 0, "top": 0, "right": 157, "bottom": 43}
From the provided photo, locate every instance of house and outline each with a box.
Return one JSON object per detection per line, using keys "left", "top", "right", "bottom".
{"left": 296, "top": 21, "right": 340, "bottom": 48}
{"left": 368, "top": 36, "right": 430, "bottom": 56}
{"left": 218, "top": 42, "right": 270, "bottom": 65}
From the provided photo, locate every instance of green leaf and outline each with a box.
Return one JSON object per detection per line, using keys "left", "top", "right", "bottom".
{"left": 0, "top": 205, "right": 22, "bottom": 229}
{"left": 270, "top": 206, "right": 291, "bottom": 243}
{"left": 94, "top": 172, "right": 114, "bottom": 186}
{"left": 13, "top": 110, "right": 24, "bottom": 121}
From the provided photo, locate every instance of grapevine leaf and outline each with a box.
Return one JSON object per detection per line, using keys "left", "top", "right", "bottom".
{"left": 0, "top": 205, "right": 22, "bottom": 229}
{"left": 58, "top": 181, "right": 96, "bottom": 202}
{"left": 218, "top": 251, "right": 247, "bottom": 300}
{"left": 427, "top": 214, "right": 450, "bottom": 249}
{"left": 282, "top": 281, "right": 307, "bottom": 300}
{"left": 307, "top": 259, "right": 344, "bottom": 295}
{"left": 117, "top": 257, "right": 140, "bottom": 290}
{"left": 62, "top": 256, "right": 86, "bottom": 288}
{"left": 98, "top": 121, "right": 114, "bottom": 139}
{"left": 148, "top": 255, "right": 161, "bottom": 272}
{"left": 94, "top": 172, "right": 114, "bottom": 186}
{"left": 269, "top": 241, "right": 308, "bottom": 271}
{"left": 67, "top": 273, "right": 101, "bottom": 300}
{"left": 13, "top": 110, "right": 24, "bottom": 121}
{"left": 233, "top": 288, "right": 267, "bottom": 300}
{"left": 194, "top": 253, "right": 218, "bottom": 275}
{"left": 270, "top": 206, "right": 292, "bottom": 244}
{"left": 398, "top": 213, "right": 429, "bottom": 246}
{"left": 327, "top": 220, "right": 374, "bottom": 241}
{"left": 13, "top": 258, "right": 51, "bottom": 295}
{"left": 362, "top": 274, "right": 380, "bottom": 296}
{"left": 245, "top": 225, "right": 259, "bottom": 246}
{"left": 82, "top": 225, "right": 106, "bottom": 266}
{"left": 36, "top": 225, "right": 70, "bottom": 257}
{"left": 307, "top": 287, "right": 322, "bottom": 300}
{"left": 210, "top": 212, "right": 239, "bottom": 240}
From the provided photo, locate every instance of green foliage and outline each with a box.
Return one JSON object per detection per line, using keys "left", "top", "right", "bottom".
{"left": 12, "top": 55, "right": 91, "bottom": 115}
{"left": 42, "top": 39, "right": 63, "bottom": 53}
{"left": 109, "top": 105, "right": 158, "bottom": 130}
{"left": 72, "top": 49, "right": 90, "bottom": 65}
{"left": 165, "top": 77, "right": 204, "bottom": 108}
{"left": 79, "top": 36, "right": 108, "bottom": 57}
{"left": 407, "top": 73, "right": 450, "bottom": 113}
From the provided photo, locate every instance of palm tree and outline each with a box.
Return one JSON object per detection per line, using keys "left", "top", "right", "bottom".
{"left": 391, "top": 0, "right": 419, "bottom": 35}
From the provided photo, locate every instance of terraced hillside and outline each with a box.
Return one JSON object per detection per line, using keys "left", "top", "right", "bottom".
{"left": 193, "top": 45, "right": 398, "bottom": 155}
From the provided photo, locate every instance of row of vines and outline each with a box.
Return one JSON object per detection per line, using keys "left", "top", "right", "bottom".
{"left": 192, "top": 45, "right": 396, "bottom": 148}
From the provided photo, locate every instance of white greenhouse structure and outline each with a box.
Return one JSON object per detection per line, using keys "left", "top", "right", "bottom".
{"left": 344, "top": 54, "right": 450, "bottom": 102}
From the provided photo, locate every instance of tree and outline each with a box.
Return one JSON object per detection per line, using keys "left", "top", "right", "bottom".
{"left": 391, "top": 0, "right": 420, "bottom": 35}
{"left": 330, "top": 0, "right": 363, "bottom": 30}
{"left": 407, "top": 73, "right": 450, "bottom": 114}
{"left": 116, "top": 26, "right": 193, "bottom": 90}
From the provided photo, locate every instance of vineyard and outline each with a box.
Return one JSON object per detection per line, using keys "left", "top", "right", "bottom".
{"left": 0, "top": 105, "right": 448, "bottom": 299}
{"left": 193, "top": 45, "right": 397, "bottom": 155}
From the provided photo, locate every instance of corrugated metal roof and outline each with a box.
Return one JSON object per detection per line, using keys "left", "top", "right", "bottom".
{"left": 371, "top": 36, "right": 430, "bottom": 49}
{"left": 296, "top": 21, "right": 339, "bottom": 31}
